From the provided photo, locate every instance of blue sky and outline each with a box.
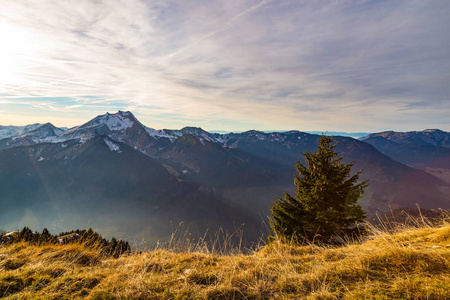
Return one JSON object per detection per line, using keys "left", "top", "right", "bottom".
{"left": 0, "top": 0, "right": 449, "bottom": 132}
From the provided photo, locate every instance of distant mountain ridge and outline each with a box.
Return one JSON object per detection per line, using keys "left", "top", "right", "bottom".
{"left": 0, "top": 111, "right": 375, "bottom": 152}
{"left": 307, "top": 131, "right": 371, "bottom": 139}
{"left": 362, "top": 129, "right": 450, "bottom": 148}
{"left": 1, "top": 111, "right": 448, "bottom": 243}
{"left": 0, "top": 123, "right": 48, "bottom": 139}
{"left": 361, "top": 129, "right": 450, "bottom": 171}
{"left": 2, "top": 114, "right": 447, "bottom": 149}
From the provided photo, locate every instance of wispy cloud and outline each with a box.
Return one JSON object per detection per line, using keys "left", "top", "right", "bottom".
{"left": 0, "top": 0, "right": 449, "bottom": 131}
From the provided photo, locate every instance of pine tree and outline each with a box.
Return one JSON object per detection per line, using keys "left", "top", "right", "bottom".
{"left": 19, "top": 226, "right": 35, "bottom": 242}
{"left": 41, "top": 228, "right": 52, "bottom": 242}
{"left": 108, "top": 237, "right": 118, "bottom": 257}
{"left": 270, "top": 135, "right": 367, "bottom": 244}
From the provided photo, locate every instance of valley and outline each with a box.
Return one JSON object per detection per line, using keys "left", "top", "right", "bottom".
{"left": 1, "top": 111, "right": 449, "bottom": 243}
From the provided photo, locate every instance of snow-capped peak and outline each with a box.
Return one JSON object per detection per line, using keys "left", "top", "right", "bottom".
{"left": 24, "top": 123, "right": 64, "bottom": 137}
{"left": 0, "top": 123, "right": 43, "bottom": 140}
{"left": 163, "top": 127, "right": 226, "bottom": 144}
{"left": 59, "top": 111, "right": 138, "bottom": 142}
{"left": 144, "top": 126, "right": 177, "bottom": 141}
{"left": 83, "top": 111, "right": 136, "bottom": 132}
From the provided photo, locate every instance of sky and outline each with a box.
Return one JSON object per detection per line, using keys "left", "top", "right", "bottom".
{"left": 0, "top": 0, "right": 449, "bottom": 132}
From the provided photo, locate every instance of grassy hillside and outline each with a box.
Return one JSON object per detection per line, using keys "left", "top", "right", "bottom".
{"left": 1, "top": 218, "right": 449, "bottom": 299}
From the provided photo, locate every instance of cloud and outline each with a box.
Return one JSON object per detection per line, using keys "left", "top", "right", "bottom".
{"left": 0, "top": 0, "right": 449, "bottom": 131}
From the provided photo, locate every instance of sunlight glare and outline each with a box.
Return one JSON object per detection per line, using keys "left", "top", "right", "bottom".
{"left": 0, "top": 20, "right": 40, "bottom": 89}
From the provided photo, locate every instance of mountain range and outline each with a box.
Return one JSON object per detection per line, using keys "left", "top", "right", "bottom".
{"left": 1, "top": 111, "right": 449, "bottom": 243}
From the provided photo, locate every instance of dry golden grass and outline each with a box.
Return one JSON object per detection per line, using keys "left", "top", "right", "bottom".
{"left": 1, "top": 216, "right": 449, "bottom": 299}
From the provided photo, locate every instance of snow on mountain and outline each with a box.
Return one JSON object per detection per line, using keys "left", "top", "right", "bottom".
{"left": 0, "top": 123, "right": 69, "bottom": 150}
{"left": 0, "top": 111, "right": 303, "bottom": 152}
{"left": 61, "top": 111, "right": 137, "bottom": 141}
{"left": 143, "top": 126, "right": 228, "bottom": 145}
{"left": 247, "top": 130, "right": 288, "bottom": 142}
{"left": 144, "top": 127, "right": 177, "bottom": 141}
{"left": 21, "top": 123, "right": 64, "bottom": 138}
{"left": 0, "top": 124, "right": 43, "bottom": 140}
{"left": 224, "top": 130, "right": 298, "bottom": 147}
{"left": 56, "top": 111, "right": 180, "bottom": 157}
{"left": 169, "top": 127, "right": 225, "bottom": 144}
{"left": 87, "top": 111, "right": 135, "bottom": 132}
{"left": 103, "top": 138, "right": 121, "bottom": 152}
{"left": 3, "top": 111, "right": 447, "bottom": 165}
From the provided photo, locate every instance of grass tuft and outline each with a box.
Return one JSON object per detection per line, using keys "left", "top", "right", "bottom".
{"left": 1, "top": 212, "right": 449, "bottom": 299}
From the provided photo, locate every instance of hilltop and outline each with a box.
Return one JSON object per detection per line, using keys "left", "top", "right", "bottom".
{"left": 1, "top": 216, "right": 449, "bottom": 299}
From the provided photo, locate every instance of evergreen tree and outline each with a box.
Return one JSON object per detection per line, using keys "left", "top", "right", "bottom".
{"left": 19, "top": 226, "right": 35, "bottom": 242}
{"left": 270, "top": 135, "right": 367, "bottom": 244}
{"left": 41, "top": 228, "right": 52, "bottom": 243}
{"left": 108, "top": 237, "right": 118, "bottom": 257}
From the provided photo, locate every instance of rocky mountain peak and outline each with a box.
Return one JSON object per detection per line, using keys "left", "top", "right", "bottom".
{"left": 0, "top": 123, "right": 43, "bottom": 140}
{"left": 25, "top": 122, "right": 64, "bottom": 137}
{"left": 88, "top": 111, "right": 137, "bottom": 131}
